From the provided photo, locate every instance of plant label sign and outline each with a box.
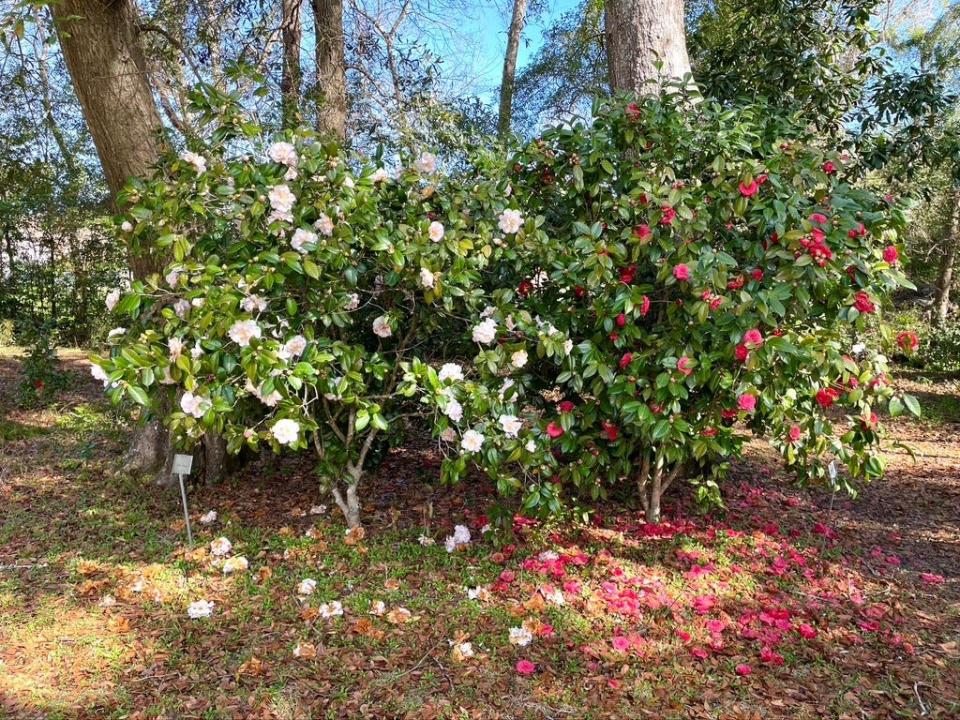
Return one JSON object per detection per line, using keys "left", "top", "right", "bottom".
{"left": 172, "top": 454, "right": 193, "bottom": 476}
{"left": 828, "top": 461, "right": 837, "bottom": 481}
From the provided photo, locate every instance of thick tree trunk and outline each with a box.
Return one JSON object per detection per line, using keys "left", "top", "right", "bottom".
{"left": 311, "top": 0, "right": 346, "bottom": 139}
{"left": 604, "top": 0, "right": 693, "bottom": 95}
{"left": 934, "top": 190, "right": 959, "bottom": 326}
{"left": 281, "top": 0, "right": 304, "bottom": 128}
{"left": 497, "top": 0, "right": 528, "bottom": 137}
{"left": 50, "top": 0, "right": 167, "bottom": 280}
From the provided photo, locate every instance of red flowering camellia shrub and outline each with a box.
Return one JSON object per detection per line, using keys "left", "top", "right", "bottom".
{"left": 416, "top": 95, "right": 920, "bottom": 522}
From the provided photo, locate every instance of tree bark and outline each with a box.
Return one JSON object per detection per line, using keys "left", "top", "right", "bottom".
{"left": 604, "top": 0, "right": 693, "bottom": 95}
{"left": 934, "top": 189, "right": 959, "bottom": 326}
{"left": 311, "top": 0, "right": 347, "bottom": 139}
{"left": 50, "top": 0, "right": 167, "bottom": 280}
{"left": 497, "top": 0, "right": 528, "bottom": 137}
{"left": 281, "top": 0, "right": 304, "bottom": 128}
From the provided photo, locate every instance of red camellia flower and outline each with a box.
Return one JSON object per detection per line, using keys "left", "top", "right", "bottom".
{"left": 883, "top": 245, "right": 899, "bottom": 264}
{"left": 546, "top": 422, "right": 564, "bottom": 439}
{"left": 702, "top": 427, "right": 718, "bottom": 437}
{"left": 760, "top": 646, "right": 785, "bottom": 665}
{"left": 727, "top": 274, "right": 745, "bottom": 290}
{"left": 601, "top": 422, "right": 619, "bottom": 441}
{"left": 809, "top": 212, "right": 828, "bottom": 225}
{"left": 620, "top": 264, "right": 637, "bottom": 284}
{"left": 822, "top": 161, "right": 836, "bottom": 174}
{"left": 660, "top": 205, "right": 677, "bottom": 225}
{"left": 518, "top": 279, "right": 533, "bottom": 297}
{"left": 816, "top": 387, "right": 839, "bottom": 408}
{"left": 735, "top": 663, "right": 753, "bottom": 676}
{"left": 677, "top": 356, "right": 693, "bottom": 376}
{"left": 625, "top": 103, "right": 642, "bottom": 122}
{"left": 619, "top": 352, "right": 633, "bottom": 370}
{"left": 609, "top": 331, "right": 619, "bottom": 342}
{"left": 558, "top": 400, "right": 575, "bottom": 413}
{"left": 515, "top": 659, "right": 536, "bottom": 676}
{"left": 673, "top": 264, "right": 690, "bottom": 281}
{"left": 738, "top": 393, "right": 757, "bottom": 412}
{"left": 734, "top": 343, "right": 749, "bottom": 362}
{"left": 797, "top": 623, "right": 818, "bottom": 640}
{"left": 574, "top": 285, "right": 586, "bottom": 299}
{"left": 848, "top": 222, "right": 868, "bottom": 239}
{"left": 788, "top": 425, "right": 802, "bottom": 443}
{"left": 743, "top": 328, "right": 763, "bottom": 349}
{"left": 633, "top": 224, "right": 652, "bottom": 242}
{"left": 738, "top": 179, "right": 759, "bottom": 197}
{"left": 897, "top": 331, "right": 919, "bottom": 353}
{"left": 751, "top": 268, "right": 764, "bottom": 282}
{"left": 853, "top": 291, "right": 875, "bottom": 314}
{"left": 860, "top": 411, "right": 879, "bottom": 430}
{"left": 757, "top": 174, "right": 768, "bottom": 185}
{"left": 615, "top": 313, "right": 626, "bottom": 328}
{"left": 640, "top": 295, "right": 651, "bottom": 316}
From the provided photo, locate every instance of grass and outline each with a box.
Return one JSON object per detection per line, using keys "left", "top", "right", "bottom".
{"left": 0, "top": 356, "right": 958, "bottom": 719}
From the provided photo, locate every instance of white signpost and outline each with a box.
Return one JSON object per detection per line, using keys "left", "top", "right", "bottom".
{"left": 173, "top": 454, "right": 195, "bottom": 547}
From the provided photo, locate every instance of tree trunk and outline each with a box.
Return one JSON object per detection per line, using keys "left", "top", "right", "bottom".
{"left": 497, "top": 0, "right": 528, "bottom": 137}
{"left": 311, "top": 0, "right": 346, "bottom": 139}
{"left": 934, "top": 189, "right": 959, "bottom": 326}
{"left": 50, "top": 0, "right": 167, "bottom": 280}
{"left": 604, "top": 0, "right": 693, "bottom": 95}
{"left": 281, "top": 0, "right": 304, "bottom": 128}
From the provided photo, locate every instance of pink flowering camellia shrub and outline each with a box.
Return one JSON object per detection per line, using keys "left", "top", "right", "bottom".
{"left": 414, "top": 95, "right": 920, "bottom": 522}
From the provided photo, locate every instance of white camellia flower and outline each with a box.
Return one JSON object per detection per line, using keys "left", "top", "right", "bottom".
{"left": 344, "top": 293, "right": 360, "bottom": 311}
{"left": 438, "top": 363, "right": 464, "bottom": 383}
{"left": 191, "top": 343, "right": 204, "bottom": 359}
{"left": 563, "top": 339, "right": 574, "bottom": 355}
{"left": 418, "top": 534, "right": 435, "bottom": 546}
{"left": 210, "top": 536, "right": 232, "bottom": 557}
{"left": 319, "top": 601, "right": 344, "bottom": 618}
{"left": 461, "top": 429, "right": 484, "bottom": 453}
{"left": 420, "top": 267, "right": 435, "bottom": 289}
{"left": 297, "top": 578, "right": 317, "bottom": 596}
{"left": 511, "top": 349, "right": 528, "bottom": 368}
{"left": 268, "top": 184, "right": 296, "bottom": 216}
{"left": 343, "top": 175, "right": 354, "bottom": 189}
{"left": 169, "top": 337, "right": 185, "bottom": 361}
{"left": 443, "top": 398, "right": 463, "bottom": 423}
{"left": 471, "top": 318, "right": 497, "bottom": 345}
{"left": 121, "top": 220, "right": 133, "bottom": 233}
{"left": 105, "top": 289, "right": 121, "bottom": 311}
{"left": 499, "top": 415, "right": 522, "bottom": 438}
{"left": 191, "top": 298, "right": 204, "bottom": 308}
{"left": 166, "top": 269, "right": 181, "bottom": 288}
{"left": 241, "top": 295, "right": 267, "bottom": 313}
{"left": 258, "top": 390, "right": 283, "bottom": 407}
{"left": 284, "top": 335, "right": 307, "bottom": 357}
{"left": 199, "top": 510, "right": 218, "bottom": 525}
{"left": 371, "top": 167, "right": 389, "bottom": 183}
{"left": 187, "top": 599, "right": 214, "bottom": 619}
{"left": 852, "top": 342, "right": 866, "bottom": 356}
{"left": 90, "top": 363, "right": 109, "bottom": 386}
{"left": 228, "top": 319, "right": 261, "bottom": 347}
{"left": 223, "top": 556, "right": 249, "bottom": 574}
{"left": 525, "top": 439, "right": 536, "bottom": 452}
{"left": 509, "top": 626, "right": 533, "bottom": 647}
{"left": 444, "top": 524, "right": 471, "bottom": 553}
{"left": 414, "top": 152, "right": 437, "bottom": 174}
{"left": 454, "top": 641, "right": 475, "bottom": 659}
{"left": 498, "top": 209, "right": 523, "bottom": 234}
{"left": 439, "top": 427, "right": 458, "bottom": 443}
{"left": 291, "top": 228, "right": 317, "bottom": 253}
{"left": 428, "top": 220, "right": 445, "bottom": 243}
{"left": 107, "top": 327, "right": 126, "bottom": 339}
{"left": 180, "top": 151, "right": 207, "bottom": 175}
{"left": 180, "top": 392, "right": 210, "bottom": 418}
{"left": 268, "top": 141, "right": 298, "bottom": 167}
{"left": 174, "top": 299, "right": 190, "bottom": 319}
{"left": 314, "top": 213, "right": 335, "bottom": 236}
{"left": 272, "top": 418, "right": 300, "bottom": 446}
{"left": 372, "top": 315, "right": 392, "bottom": 338}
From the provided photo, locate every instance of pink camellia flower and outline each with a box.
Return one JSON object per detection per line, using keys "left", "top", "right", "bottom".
{"left": 673, "top": 264, "right": 690, "bottom": 281}
{"left": 738, "top": 393, "right": 757, "bottom": 412}
{"left": 619, "top": 352, "right": 633, "bottom": 370}
{"left": 660, "top": 205, "right": 677, "bottom": 225}
{"left": 738, "top": 179, "right": 759, "bottom": 197}
{"left": 920, "top": 572, "right": 945, "bottom": 584}
{"left": 515, "top": 659, "right": 536, "bottom": 676}
{"left": 787, "top": 425, "right": 803, "bottom": 443}
{"left": 735, "top": 663, "right": 753, "bottom": 676}
{"left": 615, "top": 313, "right": 627, "bottom": 328}
{"left": 822, "top": 161, "right": 836, "bottom": 174}
{"left": 690, "top": 646, "right": 709, "bottom": 660}
{"left": 558, "top": 400, "right": 576, "bottom": 413}
{"left": 808, "top": 212, "right": 828, "bottom": 225}
{"left": 853, "top": 291, "right": 876, "bottom": 314}
{"left": 760, "top": 646, "right": 784, "bottom": 665}
{"left": 640, "top": 295, "right": 651, "bottom": 316}
{"left": 797, "top": 623, "right": 818, "bottom": 639}
{"left": 633, "top": 224, "right": 652, "bottom": 242}
{"left": 734, "top": 344, "right": 749, "bottom": 363}
{"left": 611, "top": 635, "right": 631, "bottom": 652}
{"left": 546, "top": 422, "right": 564, "bottom": 439}
{"left": 743, "top": 329, "right": 763, "bottom": 349}
{"left": 883, "top": 245, "right": 899, "bottom": 264}
{"left": 677, "top": 356, "right": 693, "bottom": 376}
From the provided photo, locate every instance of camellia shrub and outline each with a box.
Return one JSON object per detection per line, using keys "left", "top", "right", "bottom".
{"left": 92, "top": 114, "right": 514, "bottom": 527}
{"left": 412, "top": 94, "right": 921, "bottom": 522}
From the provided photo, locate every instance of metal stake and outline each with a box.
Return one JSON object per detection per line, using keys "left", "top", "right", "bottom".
{"left": 178, "top": 473, "right": 193, "bottom": 547}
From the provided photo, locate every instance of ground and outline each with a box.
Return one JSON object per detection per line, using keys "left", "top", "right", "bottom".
{"left": 0, "top": 349, "right": 958, "bottom": 720}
